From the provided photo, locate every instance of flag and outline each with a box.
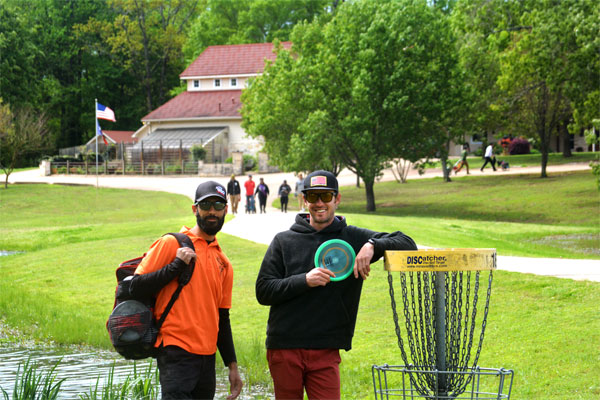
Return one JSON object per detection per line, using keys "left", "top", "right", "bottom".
{"left": 96, "top": 103, "right": 116, "bottom": 122}
{"left": 96, "top": 120, "right": 108, "bottom": 145}
{"left": 311, "top": 175, "right": 327, "bottom": 187}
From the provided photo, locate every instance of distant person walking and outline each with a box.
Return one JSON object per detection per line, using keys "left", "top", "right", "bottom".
{"left": 295, "top": 173, "right": 304, "bottom": 212}
{"left": 454, "top": 144, "right": 470, "bottom": 175}
{"left": 227, "top": 174, "right": 241, "bottom": 214}
{"left": 244, "top": 175, "right": 256, "bottom": 214}
{"left": 278, "top": 180, "right": 292, "bottom": 213}
{"left": 481, "top": 144, "right": 496, "bottom": 172}
{"left": 255, "top": 178, "right": 270, "bottom": 214}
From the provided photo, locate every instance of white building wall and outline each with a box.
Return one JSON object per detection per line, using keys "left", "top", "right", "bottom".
{"left": 136, "top": 119, "right": 263, "bottom": 156}
{"left": 186, "top": 77, "right": 250, "bottom": 91}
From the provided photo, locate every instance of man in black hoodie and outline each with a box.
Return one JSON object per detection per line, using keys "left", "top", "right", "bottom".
{"left": 255, "top": 170, "right": 417, "bottom": 400}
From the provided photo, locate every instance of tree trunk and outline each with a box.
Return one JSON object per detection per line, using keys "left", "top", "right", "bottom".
{"left": 540, "top": 127, "right": 550, "bottom": 178}
{"left": 364, "top": 179, "right": 376, "bottom": 212}
{"left": 441, "top": 157, "right": 452, "bottom": 182}
{"left": 561, "top": 118, "right": 572, "bottom": 157}
{"left": 541, "top": 149, "right": 548, "bottom": 178}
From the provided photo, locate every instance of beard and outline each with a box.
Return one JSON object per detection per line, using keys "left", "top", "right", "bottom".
{"left": 196, "top": 212, "right": 225, "bottom": 236}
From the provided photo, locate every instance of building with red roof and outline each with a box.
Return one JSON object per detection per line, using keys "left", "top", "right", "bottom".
{"left": 85, "top": 130, "right": 137, "bottom": 146}
{"left": 133, "top": 42, "right": 291, "bottom": 163}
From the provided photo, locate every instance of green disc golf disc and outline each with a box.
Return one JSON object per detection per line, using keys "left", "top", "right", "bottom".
{"left": 314, "top": 239, "right": 356, "bottom": 281}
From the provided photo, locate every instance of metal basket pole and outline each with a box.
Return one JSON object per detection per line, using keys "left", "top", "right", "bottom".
{"left": 435, "top": 271, "right": 447, "bottom": 396}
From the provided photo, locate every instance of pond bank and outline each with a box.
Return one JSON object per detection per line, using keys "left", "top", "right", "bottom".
{"left": 0, "top": 320, "right": 268, "bottom": 399}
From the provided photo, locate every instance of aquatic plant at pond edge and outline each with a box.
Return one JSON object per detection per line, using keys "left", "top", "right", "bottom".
{"left": 78, "top": 361, "right": 159, "bottom": 400}
{"left": 0, "top": 357, "right": 65, "bottom": 400}
{"left": 0, "top": 358, "right": 159, "bottom": 400}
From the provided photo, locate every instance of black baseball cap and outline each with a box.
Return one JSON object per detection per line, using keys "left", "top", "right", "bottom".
{"left": 195, "top": 181, "right": 227, "bottom": 203}
{"left": 302, "top": 170, "right": 338, "bottom": 193}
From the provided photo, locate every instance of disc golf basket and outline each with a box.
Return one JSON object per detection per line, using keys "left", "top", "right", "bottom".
{"left": 372, "top": 249, "right": 513, "bottom": 399}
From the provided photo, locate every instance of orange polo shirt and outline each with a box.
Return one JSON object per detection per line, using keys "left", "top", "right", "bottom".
{"left": 135, "top": 226, "right": 233, "bottom": 355}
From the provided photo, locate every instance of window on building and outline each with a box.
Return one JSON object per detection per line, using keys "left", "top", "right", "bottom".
{"left": 193, "top": 80, "right": 199, "bottom": 88}
{"left": 230, "top": 78, "right": 237, "bottom": 87}
{"left": 214, "top": 79, "right": 221, "bottom": 87}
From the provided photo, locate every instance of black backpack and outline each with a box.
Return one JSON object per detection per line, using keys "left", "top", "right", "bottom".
{"left": 106, "top": 233, "right": 195, "bottom": 360}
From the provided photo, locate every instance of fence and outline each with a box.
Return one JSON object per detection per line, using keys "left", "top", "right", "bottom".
{"left": 50, "top": 140, "right": 241, "bottom": 176}
{"left": 48, "top": 160, "right": 235, "bottom": 176}
{"left": 51, "top": 140, "right": 275, "bottom": 176}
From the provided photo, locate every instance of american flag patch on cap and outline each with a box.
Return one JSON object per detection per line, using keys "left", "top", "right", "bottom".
{"left": 311, "top": 175, "right": 327, "bottom": 186}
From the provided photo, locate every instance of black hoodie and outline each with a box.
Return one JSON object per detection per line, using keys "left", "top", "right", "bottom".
{"left": 255, "top": 213, "right": 417, "bottom": 351}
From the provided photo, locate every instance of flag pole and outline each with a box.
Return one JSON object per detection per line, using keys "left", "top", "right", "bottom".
{"left": 95, "top": 98, "right": 99, "bottom": 188}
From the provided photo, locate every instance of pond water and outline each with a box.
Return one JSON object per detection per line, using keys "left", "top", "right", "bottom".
{"left": 0, "top": 250, "right": 22, "bottom": 256}
{"left": 0, "top": 345, "right": 267, "bottom": 399}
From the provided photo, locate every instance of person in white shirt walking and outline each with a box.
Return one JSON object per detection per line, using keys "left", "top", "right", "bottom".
{"left": 481, "top": 144, "right": 496, "bottom": 172}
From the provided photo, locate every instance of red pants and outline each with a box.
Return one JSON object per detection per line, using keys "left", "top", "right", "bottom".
{"left": 267, "top": 348, "right": 341, "bottom": 400}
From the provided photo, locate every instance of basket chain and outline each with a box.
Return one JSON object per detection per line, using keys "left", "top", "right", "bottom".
{"left": 386, "top": 269, "right": 494, "bottom": 397}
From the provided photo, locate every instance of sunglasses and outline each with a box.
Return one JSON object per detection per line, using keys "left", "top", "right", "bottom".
{"left": 305, "top": 192, "right": 336, "bottom": 204}
{"left": 196, "top": 200, "right": 227, "bottom": 211}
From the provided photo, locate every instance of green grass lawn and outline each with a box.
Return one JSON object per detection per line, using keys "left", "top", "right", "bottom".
{"left": 339, "top": 171, "right": 599, "bottom": 259}
{"left": 0, "top": 174, "right": 599, "bottom": 399}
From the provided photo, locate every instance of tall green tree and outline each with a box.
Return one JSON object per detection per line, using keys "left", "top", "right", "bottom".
{"left": 454, "top": 0, "right": 599, "bottom": 178}
{"left": 80, "top": 0, "right": 201, "bottom": 114}
{"left": 497, "top": 0, "right": 599, "bottom": 177}
{"left": 451, "top": 0, "right": 516, "bottom": 145}
{"left": 243, "top": 0, "right": 459, "bottom": 211}
{"left": 0, "top": 100, "right": 50, "bottom": 188}
{"left": 1, "top": 0, "right": 113, "bottom": 150}
{"left": 182, "top": 0, "right": 331, "bottom": 62}
{"left": 0, "top": 0, "right": 39, "bottom": 109}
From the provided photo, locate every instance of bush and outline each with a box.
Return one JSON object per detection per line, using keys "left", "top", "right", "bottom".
{"left": 243, "top": 154, "right": 257, "bottom": 171}
{"left": 80, "top": 152, "right": 102, "bottom": 163}
{"left": 191, "top": 145, "right": 206, "bottom": 161}
{"left": 165, "top": 164, "right": 182, "bottom": 174}
{"left": 50, "top": 155, "right": 78, "bottom": 163}
{"left": 509, "top": 137, "right": 531, "bottom": 155}
{"left": 146, "top": 163, "right": 160, "bottom": 174}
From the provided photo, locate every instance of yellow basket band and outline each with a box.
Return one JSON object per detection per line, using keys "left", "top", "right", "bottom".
{"left": 384, "top": 249, "right": 496, "bottom": 272}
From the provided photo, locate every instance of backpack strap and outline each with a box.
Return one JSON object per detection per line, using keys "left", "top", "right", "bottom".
{"left": 155, "top": 232, "right": 196, "bottom": 330}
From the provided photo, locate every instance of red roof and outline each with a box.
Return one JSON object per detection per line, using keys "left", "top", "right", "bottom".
{"left": 142, "top": 90, "right": 243, "bottom": 121}
{"left": 103, "top": 130, "right": 137, "bottom": 144}
{"left": 180, "top": 42, "right": 292, "bottom": 78}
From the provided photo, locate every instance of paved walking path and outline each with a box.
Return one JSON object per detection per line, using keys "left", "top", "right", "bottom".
{"left": 4, "top": 163, "right": 598, "bottom": 282}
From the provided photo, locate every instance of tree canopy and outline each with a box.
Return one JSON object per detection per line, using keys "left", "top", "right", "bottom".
{"left": 183, "top": 0, "right": 331, "bottom": 62}
{"left": 452, "top": 0, "right": 600, "bottom": 177}
{"left": 242, "top": 0, "right": 462, "bottom": 210}
{"left": 1, "top": 0, "right": 597, "bottom": 183}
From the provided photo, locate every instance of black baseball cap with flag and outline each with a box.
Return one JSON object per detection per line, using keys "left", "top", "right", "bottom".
{"left": 194, "top": 181, "right": 227, "bottom": 203}
{"left": 302, "top": 170, "right": 338, "bottom": 193}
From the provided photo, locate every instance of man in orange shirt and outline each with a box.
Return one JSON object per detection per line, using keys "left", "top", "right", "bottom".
{"left": 244, "top": 174, "right": 256, "bottom": 213}
{"left": 130, "top": 181, "right": 242, "bottom": 400}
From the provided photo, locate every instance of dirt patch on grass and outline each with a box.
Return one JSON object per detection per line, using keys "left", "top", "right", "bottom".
{"left": 529, "top": 234, "right": 600, "bottom": 256}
